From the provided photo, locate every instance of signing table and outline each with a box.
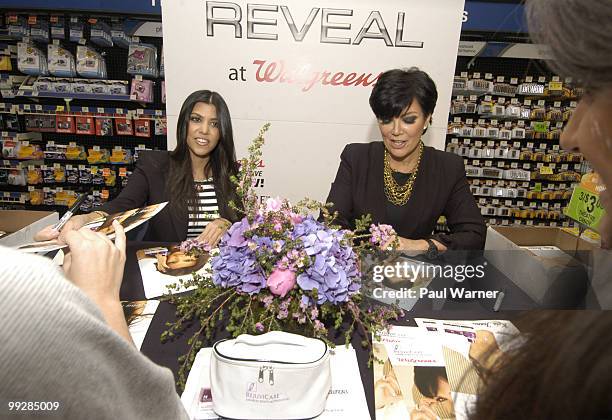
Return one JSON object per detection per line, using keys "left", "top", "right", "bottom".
{"left": 121, "top": 242, "right": 538, "bottom": 419}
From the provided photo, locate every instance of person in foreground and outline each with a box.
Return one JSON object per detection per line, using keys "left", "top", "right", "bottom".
{"left": 326, "top": 68, "right": 486, "bottom": 255}
{"left": 35, "top": 90, "right": 241, "bottom": 246}
{"left": 0, "top": 221, "right": 188, "bottom": 419}
{"left": 470, "top": 1, "right": 612, "bottom": 419}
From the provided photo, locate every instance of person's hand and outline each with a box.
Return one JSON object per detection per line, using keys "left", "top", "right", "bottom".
{"left": 410, "top": 404, "right": 438, "bottom": 420}
{"left": 196, "top": 218, "right": 231, "bottom": 248}
{"left": 62, "top": 220, "right": 126, "bottom": 305}
{"left": 34, "top": 213, "right": 96, "bottom": 243}
{"left": 469, "top": 330, "right": 502, "bottom": 370}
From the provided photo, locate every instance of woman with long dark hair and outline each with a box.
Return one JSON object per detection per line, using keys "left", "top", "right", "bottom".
{"left": 35, "top": 90, "right": 241, "bottom": 245}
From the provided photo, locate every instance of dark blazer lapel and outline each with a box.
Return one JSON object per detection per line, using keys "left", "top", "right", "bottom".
{"left": 368, "top": 142, "right": 386, "bottom": 224}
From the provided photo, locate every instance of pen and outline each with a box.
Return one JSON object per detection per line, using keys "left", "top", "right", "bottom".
{"left": 53, "top": 193, "right": 89, "bottom": 231}
{"left": 493, "top": 289, "right": 506, "bottom": 312}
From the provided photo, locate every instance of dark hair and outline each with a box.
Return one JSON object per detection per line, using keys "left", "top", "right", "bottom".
{"left": 369, "top": 68, "right": 438, "bottom": 123}
{"left": 470, "top": 312, "right": 612, "bottom": 420}
{"left": 414, "top": 366, "right": 448, "bottom": 398}
{"left": 526, "top": 0, "right": 612, "bottom": 90}
{"left": 167, "top": 90, "right": 240, "bottom": 221}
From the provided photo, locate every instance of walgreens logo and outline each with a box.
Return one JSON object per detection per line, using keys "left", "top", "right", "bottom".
{"left": 253, "top": 59, "right": 380, "bottom": 92}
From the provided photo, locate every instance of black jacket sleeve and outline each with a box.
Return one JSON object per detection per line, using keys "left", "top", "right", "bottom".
{"left": 431, "top": 155, "right": 486, "bottom": 250}
{"left": 325, "top": 145, "right": 355, "bottom": 230}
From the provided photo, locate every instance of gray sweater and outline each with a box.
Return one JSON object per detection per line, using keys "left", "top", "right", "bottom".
{"left": 0, "top": 246, "right": 189, "bottom": 419}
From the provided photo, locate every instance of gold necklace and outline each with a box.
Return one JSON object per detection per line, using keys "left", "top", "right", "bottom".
{"left": 383, "top": 141, "right": 423, "bottom": 206}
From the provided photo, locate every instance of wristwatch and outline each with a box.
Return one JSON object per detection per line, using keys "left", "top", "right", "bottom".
{"left": 425, "top": 238, "right": 439, "bottom": 260}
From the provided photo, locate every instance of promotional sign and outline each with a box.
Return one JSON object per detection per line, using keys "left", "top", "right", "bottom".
{"left": 565, "top": 186, "right": 606, "bottom": 231}
{"left": 162, "top": 0, "right": 465, "bottom": 202}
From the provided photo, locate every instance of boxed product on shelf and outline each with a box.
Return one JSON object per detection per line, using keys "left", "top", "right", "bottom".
{"left": 56, "top": 115, "right": 75, "bottom": 133}
{"left": 110, "top": 148, "right": 133, "bottom": 164}
{"left": 69, "top": 16, "right": 84, "bottom": 42}
{"left": 52, "top": 78, "right": 73, "bottom": 94}
{"left": 95, "top": 117, "right": 113, "bottom": 136}
{"left": 130, "top": 78, "right": 154, "bottom": 102}
{"left": 65, "top": 165, "right": 78, "bottom": 183}
{"left": 28, "top": 16, "right": 50, "bottom": 43}
{"left": 65, "top": 144, "right": 86, "bottom": 160}
{"left": 48, "top": 43, "right": 76, "bottom": 77}
{"left": 75, "top": 116, "right": 96, "bottom": 135}
{"left": 7, "top": 15, "right": 29, "bottom": 39}
{"left": 16, "top": 142, "right": 44, "bottom": 160}
{"left": 154, "top": 117, "right": 167, "bottom": 135}
{"left": 50, "top": 15, "right": 66, "bottom": 39}
{"left": 108, "top": 80, "right": 129, "bottom": 95}
{"left": 111, "top": 20, "right": 131, "bottom": 48}
{"left": 89, "top": 20, "right": 113, "bottom": 48}
{"left": 44, "top": 142, "right": 68, "bottom": 159}
{"left": 27, "top": 166, "right": 42, "bottom": 184}
{"left": 115, "top": 117, "right": 133, "bottom": 135}
{"left": 127, "top": 43, "right": 158, "bottom": 78}
{"left": 134, "top": 118, "right": 151, "bottom": 137}
{"left": 3, "top": 114, "right": 22, "bottom": 131}
{"left": 79, "top": 165, "right": 92, "bottom": 184}
{"left": 87, "top": 147, "right": 110, "bottom": 164}
{"left": 76, "top": 45, "right": 107, "bottom": 79}
{"left": 29, "top": 188, "right": 43, "bottom": 205}
{"left": 25, "top": 114, "right": 56, "bottom": 132}
{"left": 17, "top": 42, "right": 49, "bottom": 76}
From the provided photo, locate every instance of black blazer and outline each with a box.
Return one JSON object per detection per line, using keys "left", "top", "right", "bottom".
{"left": 325, "top": 142, "right": 486, "bottom": 250}
{"left": 98, "top": 151, "right": 236, "bottom": 242}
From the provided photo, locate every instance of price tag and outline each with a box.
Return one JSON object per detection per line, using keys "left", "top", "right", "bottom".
{"left": 549, "top": 81, "right": 563, "bottom": 91}
{"left": 556, "top": 122, "right": 564, "bottom": 129}
{"left": 460, "top": 72, "right": 468, "bottom": 78}
{"left": 511, "top": 162, "right": 518, "bottom": 169}
{"left": 538, "top": 100, "right": 546, "bottom": 106}
{"left": 527, "top": 142, "right": 534, "bottom": 148}
{"left": 485, "top": 161, "right": 492, "bottom": 167}
{"left": 540, "top": 143, "right": 547, "bottom": 149}
{"left": 478, "top": 119, "right": 485, "bottom": 125}
{"left": 97, "top": 107, "right": 105, "bottom": 113}
{"left": 484, "top": 95, "right": 492, "bottom": 102}
{"left": 540, "top": 166, "right": 553, "bottom": 175}
{"left": 451, "top": 138, "right": 459, "bottom": 144}
{"left": 510, "top": 77, "right": 518, "bottom": 84}
{"left": 492, "top": 199, "right": 500, "bottom": 205}
{"left": 79, "top": 165, "right": 86, "bottom": 170}
{"left": 565, "top": 186, "right": 606, "bottom": 230}
{"left": 538, "top": 76, "right": 546, "bottom": 83}
{"left": 114, "top": 145, "right": 123, "bottom": 151}
{"left": 490, "top": 119, "right": 498, "bottom": 125}
{"left": 102, "top": 168, "right": 110, "bottom": 176}
{"left": 523, "top": 163, "right": 531, "bottom": 170}
{"left": 464, "top": 139, "right": 471, "bottom": 145}
{"left": 533, "top": 122, "right": 549, "bottom": 133}
{"left": 561, "top": 164, "right": 569, "bottom": 170}
{"left": 48, "top": 141, "right": 55, "bottom": 146}
{"left": 469, "top": 95, "right": 477, "bottom": 101}
{"left": 93, "top": 146, "right": 100, "bottom": 151}
{"left": 570, "top": 101, "right": 577, "bottom": 108}
{"left": 513, "top": 142, "right": 521, "bottom": 148}
{"left": 473, "top": 72, "right": 481, "bottom": 79}
{"left": 453, "top": 117, "right": 461, "bottom": 123}
{"left": 497, "top": 76, "right": 505, "bottom": 83}
{"left": 21, "top": 141, "right": 29, "bottom": 147}
{"left": 526, "top": 76, "right": 533, "bottom": 83}
{"left": 498, "top": 97, "right": 506, "bottom": 104}
{"left": 466, "top": 118, "right": 473, "bottom": 125}
{"left": 23, "top": 104, "right": 31, "bottom": 111}
{"left": 497, "top": 161, "right": 505, "bottom": 168}
{"left": 553, "top": 101, "right": 561, "bottom": 108}
{"left": 66, "top": 165, "right": 73, "bottom": 170}
{"left": 56, "top": 105, "right": 64, "bottom": 112}
{"left": 91, "top": 166, "right": 98, "bottom": 174}
{"left": 553, "top": 145, "right": 560, "bottom": 151}
{"left": 517, "top": 200, "right": 524, "bottom": 207}
{"left": 511, "top": 98, "right": 519, "bottom": 104}
{"left": 119, "top": 167, "right": 127, "bottom": 177}
{"left": 53, "top": 163, "right": 60, "bottom": 169}
{"left": 524, "top": 99, "right": 532, "bottom": 106}
{"left": 488, "top": 141, "right": 495, "bottom": 147}
{"left": 475, "top": 141, "right": 482, "bottom": 147}
{"left": 485, "top": 73, "right": 493, "bottom": 80}
{"left": 101, "top": 189, "right": 110, "bottom": 200}
{"left": 35, "top": 105, "right": 43, "bottom": 111}
{"left": 69, "top": 142, "right": 77, "bottom": 147}
{"left": 81, "top": 106, "right": 89, "bottom": 113}
{"left": 505, "top": 122, "right": 512, "bottom": 128}
{"left": 457, "top": 95, "right": 465, "bottom": 101}
{"left": 473, "top": 159, "right": 480, "bottom": 165}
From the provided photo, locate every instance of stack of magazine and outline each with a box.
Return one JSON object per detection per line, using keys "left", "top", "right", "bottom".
{"left": 373, "top": 320, "right": 519, "bottom": 420}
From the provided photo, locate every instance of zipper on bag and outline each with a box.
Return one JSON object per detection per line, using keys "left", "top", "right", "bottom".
{"left": 257, "top": 366, "right": 274, "bottom": 385}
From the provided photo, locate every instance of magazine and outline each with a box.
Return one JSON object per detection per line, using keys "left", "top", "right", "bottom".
{"left": 137, "top": 245, "right": 210, "bottom": 299}
{"left": 121, "top": 300, "right": 160, "bottom": 350}
{"left": 414, "top": 319, "right": 520, "bottom": 420}
{"left": 17, "top": 202, "right": 168, "bottom": 253}
{"left": 181, "top": 345, "right": 370, "bottom": 420}
{"left": 374, "top": 326, "right": 456, "bottom": 420}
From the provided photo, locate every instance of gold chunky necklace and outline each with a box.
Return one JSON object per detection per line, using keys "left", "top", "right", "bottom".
{"left": 383, "top": 141, "right": 424, "bottom": 206}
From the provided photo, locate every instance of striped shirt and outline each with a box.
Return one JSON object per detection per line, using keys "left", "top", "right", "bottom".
{"left": 187, "top": 179, "right": 220, "bottom": 239}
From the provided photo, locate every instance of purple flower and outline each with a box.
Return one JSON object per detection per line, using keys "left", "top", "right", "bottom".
{"left": 265, "top": 196, "right": 283, "bottom": 212}
{"left": 255, "top": 322, "right": 264, "bottom": 332}
{"left": 369, "top": 223, "right": 397, "bottom": 249}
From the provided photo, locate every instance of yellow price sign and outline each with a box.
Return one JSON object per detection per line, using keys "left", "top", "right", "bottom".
{"left": 539, "top": 166, "right": 554, "bottom": 175}
{"left": 548, "top": 81, "right": 563, "bottom": 91}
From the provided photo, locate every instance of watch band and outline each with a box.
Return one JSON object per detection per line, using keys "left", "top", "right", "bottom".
{"left": 425, "top": 238, "right": 439, "bottom": 259}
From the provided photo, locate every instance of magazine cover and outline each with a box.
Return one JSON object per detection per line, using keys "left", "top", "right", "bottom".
{"left": 181, "top": 346, "right": 370, "bottom": 420}
{"left": 414, "top": 319, "right": 520, "bottom": 420}
{"left": 121, "top": 300, "right": 160, "bottom": 350}
{"left": 137, "top": 245, "right": 209, "bottom": 299}
{"left": 17, "top": 202, "right": 168, "bottom": 253}
{"left": 374, "top": 326, "right": 455, "bottom": 420}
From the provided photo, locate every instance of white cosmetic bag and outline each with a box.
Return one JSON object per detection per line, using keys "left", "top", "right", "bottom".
{"left": 210, "top": 331, "right": 331, "bottom": 419}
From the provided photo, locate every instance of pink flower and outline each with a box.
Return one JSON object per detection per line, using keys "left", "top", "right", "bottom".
{"left": 265, "top": 197, "right": 283, "bottom": 212}
{"left": 266, "top": 269, "right": 296, "bottom": 297}
{"left": 273, "top": 223, "right": 282, "bottom": 231}
{"left": 255, "top": 322, "right": 264, "bottom": 332}
{"left": 289, "top": 212, "right": 303, "bottom": 224}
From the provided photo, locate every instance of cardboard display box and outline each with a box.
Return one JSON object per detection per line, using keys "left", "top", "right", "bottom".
{"left": 0, "top": 210, "right": 58, "bottom": 248}
{"left": 485, "top": 226, "right": 595, "bottom": 307}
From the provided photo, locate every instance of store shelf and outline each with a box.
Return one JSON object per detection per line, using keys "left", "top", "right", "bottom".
{"left": 17, "top": 90, "right": 134, "bottom": 102}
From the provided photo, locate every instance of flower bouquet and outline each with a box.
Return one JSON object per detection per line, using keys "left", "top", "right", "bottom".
{"left": 163, "top": 124, "right": 402, "bottom": 388}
